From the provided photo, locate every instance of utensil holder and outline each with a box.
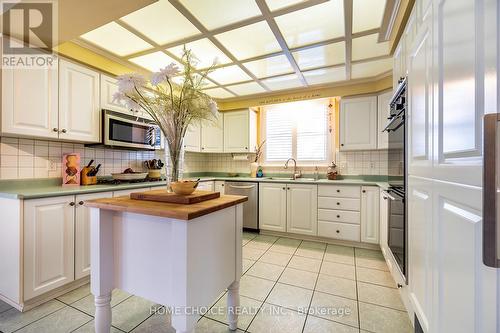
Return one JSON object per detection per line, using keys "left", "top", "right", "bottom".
{"left": 81, "top": 167, "right": 97, "bottom": 185}
{"left": 148, "top": 169, "right": 162, "bottom": 179}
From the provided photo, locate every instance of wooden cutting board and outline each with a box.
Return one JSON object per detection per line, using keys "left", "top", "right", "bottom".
{"left": 129, "top": 189, "right": 220, "bottom": 204}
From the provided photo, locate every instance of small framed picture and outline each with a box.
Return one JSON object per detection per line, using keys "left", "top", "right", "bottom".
{"left": 62, "top": 153, "right": 81, "bottom": 186}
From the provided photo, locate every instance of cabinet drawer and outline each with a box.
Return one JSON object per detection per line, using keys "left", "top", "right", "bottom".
{"left": 318, "top": 197, "right": 360, "bottom": 211}
{"left": 318, "top": 221, "right": 360, "bottom": 242}
{"left": 318, "top": 209, "right": 360, "bottom": 224}
{"left": 318, "top": 185, "right": 360, "bottom": 198}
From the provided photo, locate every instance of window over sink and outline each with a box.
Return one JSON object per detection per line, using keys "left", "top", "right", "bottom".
{"left": 261, "top": 98, "right": 333, "bottom": 165}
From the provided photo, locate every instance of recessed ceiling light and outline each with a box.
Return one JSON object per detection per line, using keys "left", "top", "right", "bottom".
{"left": 352, "top": 33, "right": 389, "bottom": 61}
{"left": 80, "top": 22, "right": 153, "bottom": 57}
{"left": 243, "top": 54, "right": 294, "bottom": 78}
{"left": 275, "top": 0, "right": 345, "bottom": 48}
{"left": 215, "top": 21, "right": 282, "bottom": 60}
{"left": 167, "top": 38, "right": 231, "bottom": 69}
{"left": 179, "top": 0, "right": 261, "bottom": 30}
{"left": 208, "top": 65, "right": 252, "bottom": 85}
{"left": 261, "top": 73, "right": 304, "bottom": 91}
{"left": 351, "top": 58, "right": 392, "bottom": 79}
{"left": 292, "top": 42, "right": 346, "bottom": 71}
{"left": 303, "top": 66, "right": 346, "bottom": 85}
{"left": 203, "top": 87, "right": 236, "bottom": 99}
{"left": 265, "top": 0, "right": 308, "bottom": 11}
{"left": 121, "top": 0, "right": 200, "bottom": 45}
{"left": 129, "top": 52, "right": 183, "bottom": 72}
{"left": 353, "top": 0, "right": 387, "bottom": 33}
{"left": 226, "top": 82, "right": 267, "bottom": 96}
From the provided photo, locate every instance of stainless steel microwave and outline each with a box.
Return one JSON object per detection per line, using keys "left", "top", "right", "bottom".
{"left": 102, "top": 110, "right": 162, "bottom": 150}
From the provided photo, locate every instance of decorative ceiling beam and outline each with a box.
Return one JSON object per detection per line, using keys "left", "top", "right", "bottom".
{"left": 255, "top": 0, "right": 308, "bottom": 87}
{"left": 168, "top": 0, "right": 271, "bottom": 93}
{"left": 343, "top": 0, "right": 353, "bottom": 80}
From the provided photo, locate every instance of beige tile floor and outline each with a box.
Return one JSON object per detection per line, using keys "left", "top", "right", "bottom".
{"left": 0, "top": 232, "right": 413, "bottom": 333}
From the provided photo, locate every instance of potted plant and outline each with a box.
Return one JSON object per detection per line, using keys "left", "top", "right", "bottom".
{"left": 251, "top": 140, "right": 265, "bottom": 177}
{"left": 114, "top": 49, "right": 218, "bottom": 191}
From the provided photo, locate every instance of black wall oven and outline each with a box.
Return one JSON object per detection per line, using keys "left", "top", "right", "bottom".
{"left": 383, "top": 78, "right": 407, "bottom": 281}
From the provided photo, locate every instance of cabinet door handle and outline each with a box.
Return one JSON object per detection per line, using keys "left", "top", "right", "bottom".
{"left": 69, "top": 202, "right": 75, "bottom": 206}
{"left": 61, "top": 129, "right": 67, "bottom": 133}
{"left": 483, "top": 113, "right": 500, "bottom": 268}
{"left": 245, "top": 147, "right": 248, "bottom": 150}
{"left": 362, "top": 189, "right": 366, "bottom": 193}
{"left": 340, "top": 143, "right": 344, "bottom": 146}
{"left": 337, "top": 215, "right": 340, "bottom": 218}
{"left": 52, "top": 128, "right": 59, "bottom": 132}
{"left": 78, "top": 201, "right": 84, "bottom": 205}
{"left": 336, "top": 202, "right": 340, "bottom": 205}
{"left": 336, "top": 230, "right": 340, "bottom": 233}
{"left": 282, "top": 187, "right": 286, "bottom": 190}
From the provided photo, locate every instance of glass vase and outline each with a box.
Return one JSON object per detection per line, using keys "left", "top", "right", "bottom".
{"left": 165, "top": 139, "right": 185, "bottom": 192}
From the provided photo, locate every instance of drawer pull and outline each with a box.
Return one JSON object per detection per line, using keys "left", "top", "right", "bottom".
{"left": 69, "top": 202, "right": 75, "bottom": 206}
{"left": 336, "top": 230, "right": 340, "bottom": 233}
{"left": 336, "top": 202, "right": 340, "bottom": 205}
{"left": 78, "top": 201, "right": 84, "bottom": 205}
{"left": 337, "top": 215, "right": 340, "bottom": 218}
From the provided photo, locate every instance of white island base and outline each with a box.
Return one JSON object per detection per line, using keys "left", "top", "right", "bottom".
{"left": 88, "top": 200, "right": 244, "bottom": 333}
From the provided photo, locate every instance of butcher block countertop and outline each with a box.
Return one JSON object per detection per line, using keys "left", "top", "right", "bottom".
{"left": 84, "top": 193, "right": 248, "bottom": 220}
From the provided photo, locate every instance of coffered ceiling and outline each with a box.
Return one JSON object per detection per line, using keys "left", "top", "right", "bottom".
{"left": 76, "top": 0, "right": 392, "bottom": 100}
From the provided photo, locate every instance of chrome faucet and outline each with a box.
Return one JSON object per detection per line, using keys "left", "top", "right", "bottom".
{"left": 284, "top": 158, "right": 302, "bottom": 180}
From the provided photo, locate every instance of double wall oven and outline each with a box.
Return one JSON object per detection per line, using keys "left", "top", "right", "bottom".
{"left": 383, "top": 78, "right": 407, "bottom": 281}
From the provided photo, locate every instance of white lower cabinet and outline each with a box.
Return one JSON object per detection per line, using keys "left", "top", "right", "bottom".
{"left": 260, "top": 183, "right": 317, "bottom": 236}
{"left": 197, "top": 181, "right": 215, "bottom": 191}
{"left": 259, "top": 183, "right": 287, "bottom": 232}
{"left": 286, "top": 184, "right": 317, "bottom": 236}
{"left": 214, "top": 181, "right": 225, "bottom": 194}
{"left": 360, "top": 186, "right": 380, "bottom": 244}
{"left": 24, "top": 195, "right": 75, "bottom": 300}
{"left": 22, "top": 188, "right": 150, "bottom": 302}
{"left": 74, "top": 192, "right": 112, "bottom": 280}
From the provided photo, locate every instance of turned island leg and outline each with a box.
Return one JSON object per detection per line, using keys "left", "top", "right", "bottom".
{"left": 94, "top": 293, "right": 112, "bottom": 332}
{"left": 90, "top": 208, "right": 115, "bottom": 333}
{"left": 227, "top": 280, "right": 240, "bottom": 331}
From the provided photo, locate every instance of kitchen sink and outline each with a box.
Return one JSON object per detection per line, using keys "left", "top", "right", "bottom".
{"left": 266, "top": 177, "right": 317, "bottom": 181}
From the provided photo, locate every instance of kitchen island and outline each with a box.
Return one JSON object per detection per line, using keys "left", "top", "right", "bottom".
{"left": 85, "top": 193, "right": 247, "bottom": 333}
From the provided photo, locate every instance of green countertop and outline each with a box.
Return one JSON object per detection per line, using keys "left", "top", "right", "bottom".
{"left": 0, "top": 175, "right": 392, "bottom": 199}
{"left": 0, "top": 178, "right": 168, "bottom": 199}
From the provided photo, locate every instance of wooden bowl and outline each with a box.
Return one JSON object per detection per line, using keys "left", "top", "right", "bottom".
{"left": 170, "top": 180, "right": 198, "bottom": 195}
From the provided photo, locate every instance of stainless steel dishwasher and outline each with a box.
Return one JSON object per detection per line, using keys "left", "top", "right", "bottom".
{"left": 224, "top": 181, "right": 258, "bottom": 229}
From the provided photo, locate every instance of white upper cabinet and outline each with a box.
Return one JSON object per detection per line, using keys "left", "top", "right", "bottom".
{"left": 59, "top": 60, "right": 100, "bottom": 142}
{"left": 286, "top": 184, "right": 317, "bottom": 236}
{"left": 377, "top": 90, "right": 393, "bottom": 149}
{"left": 259, "top": 183, "right": 287, "bottom": 232}
{"left": 2, "top": 59, "right": 59, "bottom": 139}
{"left": 100, "top": 74, "right": 131, "bottom": 115}
{"left": 360, "top": 186, "right": 380, "bottom": 244}
{"left": 183, "top": 121, "right": 201, "bottom": 152}
{"left": 23, "top": 195, "right": 75, "bottom": 300}
{"left": 340, "top": 96, "right": 378, "bottom": 150}
{"left": 223, "top": 109, "right": 257, "bottom": 153}
{"left": 201, "top": 116, "right": 224, "bottom": 153}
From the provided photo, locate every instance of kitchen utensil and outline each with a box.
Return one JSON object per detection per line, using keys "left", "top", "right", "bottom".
{"left": 157, "top": 159, "right": 164, "bottom": 168}
{"left": 86, "top": 159, "right": 94, "bottom": 168}
{"left": 92, "top": 164, "right": 101, "bottom": 176}
{"left": 111, "top": 172, "right": 148, "bottom": 181}
{"left": 193, "top": 178, "right": 200, "bottom": 188}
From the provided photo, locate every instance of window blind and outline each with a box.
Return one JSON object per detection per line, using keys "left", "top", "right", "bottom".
{"left": 264, "top": 99, "right": 330, "bottom": 164}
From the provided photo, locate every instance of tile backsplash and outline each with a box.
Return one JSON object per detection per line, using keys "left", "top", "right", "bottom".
{"left": 0, "top": 136, "right": 403, "bottom": 180}
{"left": 0, "top": 136, "right": 159, "bottom": 180}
